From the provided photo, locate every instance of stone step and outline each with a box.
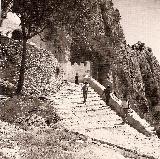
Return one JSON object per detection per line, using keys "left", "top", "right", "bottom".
{"left": 50, "top": 85, "right": 160, "bottom": 159}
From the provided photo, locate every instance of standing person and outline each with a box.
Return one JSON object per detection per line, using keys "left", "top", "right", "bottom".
{"left": 102, "top": 85, "right": 111, "bottom": 105}
{"left": 121, "top": 95, "right": 130, "bottom": 124}
{"left": 75, "top": 73, "right": 79, "bottom": 85}
{"left": 82, "top": 82, "right": 89, "bottom": 103}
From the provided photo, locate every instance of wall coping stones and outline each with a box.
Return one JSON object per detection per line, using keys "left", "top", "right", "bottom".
{"left": 85, "top": 76, "right": 155, "bottom": 136}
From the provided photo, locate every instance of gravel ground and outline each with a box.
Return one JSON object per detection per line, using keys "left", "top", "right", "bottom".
{"left": 0, "top": 94, "right": 151, "bottom": 159}
{"left": 50, "top": 83, "right": 160, "bottom": 159}
{"left": 0, "top": 119, "right": 151, "bottom": 159}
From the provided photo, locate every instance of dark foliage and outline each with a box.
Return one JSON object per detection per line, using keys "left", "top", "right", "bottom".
{"left": 11, "top": 0, "right": 93, "bottom": 94}
{"left": 11, "top": 29, "right": 23, "bottom": 40}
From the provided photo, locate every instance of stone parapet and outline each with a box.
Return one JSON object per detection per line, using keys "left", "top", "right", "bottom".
{"left": 85, "top": 76, "right": 154, "bottom": 136}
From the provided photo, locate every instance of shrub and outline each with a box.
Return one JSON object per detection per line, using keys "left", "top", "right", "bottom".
{"left": 11, "top": 29, "right": 23, "bottom": 41}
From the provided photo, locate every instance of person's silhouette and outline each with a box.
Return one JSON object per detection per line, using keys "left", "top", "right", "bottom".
{"left": 82, "top": 82, "right": 88, "bottom": 103}
{"left": 102, "top": 85, "right": 111, "bottom": 105}
{"left": 75, "top": 73, "right": 79, "bottom": 84}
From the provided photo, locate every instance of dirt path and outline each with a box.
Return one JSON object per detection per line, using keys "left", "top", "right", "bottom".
{"left": 50, "top": 83, "right": 160, "bottom": 159}
{"left": 0, "top": 84, "right": 160, "bottom": 159}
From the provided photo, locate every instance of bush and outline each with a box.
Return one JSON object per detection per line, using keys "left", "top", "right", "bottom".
{"left": 0, "top": 96, "right": 60, "bottom": 129}
{"left": 11, "top": 29, "right": 23, "bottom": 41}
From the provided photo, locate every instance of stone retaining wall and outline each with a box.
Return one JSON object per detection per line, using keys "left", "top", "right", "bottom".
{"left": 0, "top": 36, "right": 62, "bottom": 96}
{"left": 85, "top": 76, "right": 154, "bottom": 136}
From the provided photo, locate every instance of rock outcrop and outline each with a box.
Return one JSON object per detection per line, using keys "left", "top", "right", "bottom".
{"left": 112, "top": 42, "right": 160, "bottom": 119}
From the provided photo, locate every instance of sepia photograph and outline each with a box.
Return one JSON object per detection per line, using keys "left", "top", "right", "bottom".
{"left": 0, "top": 0, "right": 160, "bottom": 158}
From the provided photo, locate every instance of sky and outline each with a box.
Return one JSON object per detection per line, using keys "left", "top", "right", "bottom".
{"left": 0, "top": 12, "right": 20, "bottom": 36}
{"left": 113, "top": 0, "right": 160, "bottom": 62}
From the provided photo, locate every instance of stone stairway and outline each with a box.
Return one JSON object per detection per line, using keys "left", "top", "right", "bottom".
{"left": 50, "top": 83, "right": 160, "bottom": 159}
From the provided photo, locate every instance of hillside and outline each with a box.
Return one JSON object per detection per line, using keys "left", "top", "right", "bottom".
{"left": 36, "top": 0, "right": 160, "bottom": 126}
{"left": 112, "top": 42, "right": 160, "bottom": 133}
{"left": 1, "top": 0, "right": 160, "bottom": 158}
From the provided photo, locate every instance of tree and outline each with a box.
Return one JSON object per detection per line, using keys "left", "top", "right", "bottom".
{"left": 11, "top": 29, "right": 23, "bottom": 40}
{"left": 11, "top": 0, "right": 60, "bottom": 94}
{"left": 12, "top": 0, "right": 91, "bottom": 94}
{"left": 1, "top": 0, "right": 13, "bottom": 26}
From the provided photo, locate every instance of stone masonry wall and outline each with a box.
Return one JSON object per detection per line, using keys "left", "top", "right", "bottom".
{"left": 0, "top": 36, "right": 62, "bottom": 96}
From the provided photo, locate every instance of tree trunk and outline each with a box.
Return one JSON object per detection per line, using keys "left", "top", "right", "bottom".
{"left": 0, "top": 21, "right": 2, "bottom": 27}
{"left": 16, "top": 37, "right": 27, "bottom": 94}
{"left": 99, "top": 2, "right": 112, "bottom": 38}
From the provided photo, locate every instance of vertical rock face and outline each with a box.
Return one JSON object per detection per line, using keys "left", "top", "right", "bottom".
{"left": 88, "top": 1, "right": 160, "bottom": 120}
{"left": 134, "top": 46, "right": 159, "bottom": 107}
